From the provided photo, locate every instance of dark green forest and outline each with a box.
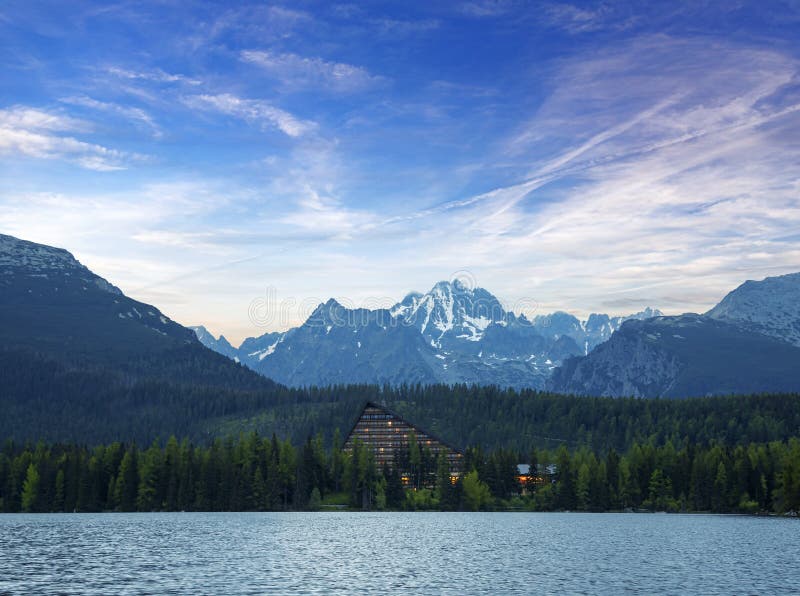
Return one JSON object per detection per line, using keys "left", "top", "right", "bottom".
{"left": 2, "top": 435, "right": 799, "bottom": 514}
{"left": 4, "top": 346, "right": 800, "bottom": 515}
{"left": 3, "top": 349, "right": 800, "bottom": 454}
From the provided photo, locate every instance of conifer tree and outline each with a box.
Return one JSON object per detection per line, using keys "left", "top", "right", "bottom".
{"left": 21, "top": 463, "right": 39, "bottom": 513}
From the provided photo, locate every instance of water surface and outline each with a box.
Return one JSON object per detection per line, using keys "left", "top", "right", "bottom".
{"left": 1, "top": 512, "right": 798, "bottom": 594}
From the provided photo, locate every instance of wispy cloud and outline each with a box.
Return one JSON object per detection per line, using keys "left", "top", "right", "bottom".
{"left": 459, "top": 0, "right": 519, "bottom": 18}
{"left": 398, "top": 37, "right": 800, "bottom": 313}
{"left": 183, "top": 93, "right": 316, "bottom": 138}
{"left": 60, "top": 95, "right": 162, "bottom": 138}
{"left": 540, "top": 3, "right": 634, "bottom": 34}
{"left": 105, "top": 66, "right": 201, "bottom": 86}
{"left": 280, "top": 185, "right": 379, "bottom": 240}
{"left": 369, "top": 17, "right": 440, "bottom": 37}
{"left": 0, "top": 106, "right": 139, "bottom": 170}
{"left": 240, "top": 50, "right": 387, "bottom": 93}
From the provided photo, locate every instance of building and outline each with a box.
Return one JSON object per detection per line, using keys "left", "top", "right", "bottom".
{"left": 515, "top": 463, "right": 555, "bottom": 494}
{"left": 343, "top": 401, "right": 464, "bottom": 484}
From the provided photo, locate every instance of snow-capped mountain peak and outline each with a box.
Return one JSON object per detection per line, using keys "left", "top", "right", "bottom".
{"left": 391, "top": 280, "right": 508, "bottom": 346}
{"left": 195, "top": 278, "right": 668, "bottom": 390}
{"left": 707, "top": 272, "right": 800, "bottom": 347}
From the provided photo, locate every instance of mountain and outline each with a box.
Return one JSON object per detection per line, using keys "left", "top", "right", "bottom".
{"left": 189, "top": 325, "right": 240, "bottom": 360}
{"left": 550, "top": 273, "right": 800, "bottom": 398}
{"left": 0, "top": 233, "right": 282, "bottom": 443}
{"left": 532, "top": 307, "right": 663, "bottom": 354}
{"left": 707, "top": 272, "right": 800, "bottom": 347}
{"left": 196, "top": 280, "right": 661, "bottom": 389}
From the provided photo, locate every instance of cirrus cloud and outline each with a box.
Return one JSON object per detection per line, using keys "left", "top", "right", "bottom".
{"left": 240, "top": 50, "right": 387, "bottom": 93}
{"left": 183, "top": 93, "right": 316, "bottom": 138}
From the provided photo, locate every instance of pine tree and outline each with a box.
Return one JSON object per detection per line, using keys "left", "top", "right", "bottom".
{"left": 114, "top": 447, "right": 139, "bottom": 512}
{"left": 21, "top": 463, "right": 40, "bottom": 513}
{"left": 462, "top": 470, "right": 492, "bottom": 511}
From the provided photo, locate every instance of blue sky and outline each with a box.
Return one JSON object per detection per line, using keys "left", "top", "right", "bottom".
{"left": 2, "top": 1, "right": 800, "bottom": 343}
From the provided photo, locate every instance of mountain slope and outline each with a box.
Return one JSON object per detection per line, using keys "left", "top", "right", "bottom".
{"left": 0, "top": 233, "right": 271, "bottom": 389}
{"left": 190, "top": 325, "right": 240, "bottom": 360}
{"left": 0, "top": 234, "right": 190, "bottom": 357}
{"left": 707, "top": 272, "right": 800, "bottom": 347}
{"left": 550, "top": 313, "right": 800, "bottom": 398}
{"left": 550, "top": 271, "right": 800, "bottom": 398}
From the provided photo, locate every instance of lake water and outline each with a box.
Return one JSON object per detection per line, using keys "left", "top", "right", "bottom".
{"left": 0, "top": 512, "right": 798, "bottom": 594}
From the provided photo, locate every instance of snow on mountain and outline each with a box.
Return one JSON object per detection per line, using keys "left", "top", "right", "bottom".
{"left": 198, "top": 280, "right": 663, "bottom": 389}
{"left": 397, "top": 280, "right": 510, "bottom": 348}
{"left": 549, "top": 272, "right": 800, "bottom": 398}
{"left": 706, "top": 272, "right": 800, "bottom": 347}
{"left": 533, "top": 307, "right": 664, "bottom": 354}
{"left": 0, "top": 233, "right": 122, "bottom": 295}
{"left": 0, "top": 233, "right": 189, "bottom": 341}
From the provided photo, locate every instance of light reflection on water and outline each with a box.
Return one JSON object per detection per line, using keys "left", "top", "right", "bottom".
{"left": 0, "top": 512, "right": 798, "bottom": 595}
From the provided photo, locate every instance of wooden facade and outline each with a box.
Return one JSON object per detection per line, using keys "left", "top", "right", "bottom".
{"left": 343, "top": 402, "right": 464, "bottom": 483}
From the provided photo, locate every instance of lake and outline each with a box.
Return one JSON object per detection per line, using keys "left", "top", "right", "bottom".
{"left": 0, "top": 512, "right": 798, "bottom": 594}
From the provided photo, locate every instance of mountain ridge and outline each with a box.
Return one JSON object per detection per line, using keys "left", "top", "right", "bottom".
{"left": 549, "top": 272, "right": 800, "bottom": 397}
{"left": 0, "top": 233, "right": 272, "bottom": 389}
{"left": 195, "top": 279, "right": 662, "bottom": 389}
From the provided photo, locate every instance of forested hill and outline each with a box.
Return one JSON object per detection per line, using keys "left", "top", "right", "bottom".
{"left": 2, "top": 347, "right": 799, "bottom": 453}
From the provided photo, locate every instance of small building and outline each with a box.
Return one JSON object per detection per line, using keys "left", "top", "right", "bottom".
{"left": 515, "top": 463, "right": 555, "bottom": 494}
{"left": 343, "top": 401, "right": 464, "bottom": 484}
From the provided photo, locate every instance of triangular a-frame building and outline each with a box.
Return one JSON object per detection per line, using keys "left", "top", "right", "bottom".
{"left": 343, "top": 401, "right": 464, "bottom": 484}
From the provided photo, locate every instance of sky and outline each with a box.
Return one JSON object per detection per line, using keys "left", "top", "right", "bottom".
{"left": 2, "top": 1, "right": 800, "bottom": 344}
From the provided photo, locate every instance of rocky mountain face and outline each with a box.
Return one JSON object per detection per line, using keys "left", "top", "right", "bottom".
{"left": 707, "top": 272, "right": 800, "bottom": 347}
{"left": 532, "top": 307, "right": 663, "bottom": 354}
{"left": 188, "top": 325, "right": 239, "bottom": 360}
{"left": 549, "top": 272, "right": 800, "bottom": 398}
{"left": 195, "top": 280, "right": 661, "bottom": 389}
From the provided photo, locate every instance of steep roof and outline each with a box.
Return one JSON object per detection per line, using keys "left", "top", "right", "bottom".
{"left": 345, "top": 400, "right": 464, "bottom": 454}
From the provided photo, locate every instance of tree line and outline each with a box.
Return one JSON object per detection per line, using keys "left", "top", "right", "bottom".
{"left": 3, "top": 346, "right": 800, "bottom": 456}
{"left": 2, "top": 434, "right": 798, "bottom": 514}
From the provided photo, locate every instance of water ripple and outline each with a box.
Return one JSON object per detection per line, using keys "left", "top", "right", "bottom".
{"left": 0, "top": 513, "right": 798, "bottom": 595}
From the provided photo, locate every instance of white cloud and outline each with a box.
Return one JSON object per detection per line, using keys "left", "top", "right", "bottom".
{"left": 280, "top": 185, "right": 379, "bottom": 240}
{"left": 105, "top": 66, "right": 201, "bottom": 85}
{"left": 370, "top": 18, "right": 440, "bottom": 37}
{"left": 184, "top": 93, "right": 316, "bottom": 138}
{"left": 0, "top": 106, "right": 138, "bottom": 170}
{"left": 240, "top": 50, "right": 386, "bottom": 93}
{"left": 0, "top": 106, "right": 86, "bottom": 132}
{"left": 61, "top": 95, "right": 162, "bottom": 138}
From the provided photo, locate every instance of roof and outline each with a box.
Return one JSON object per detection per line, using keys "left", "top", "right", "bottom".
{"left": 344, "top": 400, "right": 464, "bottom": 454}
